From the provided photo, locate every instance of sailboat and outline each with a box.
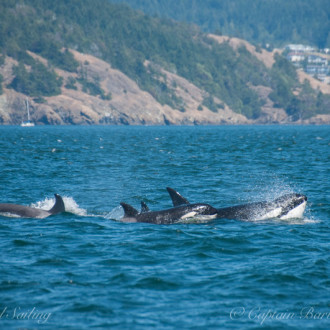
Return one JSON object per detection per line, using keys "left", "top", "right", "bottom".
{"left": 21, "top": 98, "right": 35, "bottom": 127}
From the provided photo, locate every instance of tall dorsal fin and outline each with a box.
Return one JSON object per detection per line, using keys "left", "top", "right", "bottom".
{"left": 166, "top": 187, "right": 190, "bottom": 206}
{"left": 120, "top": 202, "right": 139, "bottom": 217}
{"left": 141, "top": 201, "right": 150, "bottom": 213}
{"left": 48, "top": 194, "right": 65, "bottom": 215}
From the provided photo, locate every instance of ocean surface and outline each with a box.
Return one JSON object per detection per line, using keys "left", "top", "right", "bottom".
{"left": 0, "top": 125, "right": 329, "bottom": 329}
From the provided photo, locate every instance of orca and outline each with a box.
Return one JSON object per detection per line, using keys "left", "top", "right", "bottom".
{"left": 140, "top": 201, "right": 150, "bottom": 213}
{"left": 167, "top": 187, "right": 307, "bottom": 221}
{"left": 120, "top": 187, "right": 307, "bottom": 224}
{"left": 120, "top": 195, "right": 218, "bottom": 225}
{"left": 0, "top": 194, "right": 65, "bottom": 219}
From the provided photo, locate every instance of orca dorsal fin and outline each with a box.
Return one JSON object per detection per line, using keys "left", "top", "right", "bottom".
{"left": 141, "top": 201, "right": 150, "bottom": 213}
{"left": 48, "top": 194, "right": 65, "bottom": 215}
{"left": 166, "top": 187, "right": 190, "bottom": 206}
{"left": 120, "top": 202, "right": 139, "bottom": 217}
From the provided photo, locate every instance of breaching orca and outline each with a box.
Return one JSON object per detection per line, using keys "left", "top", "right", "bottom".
{"left": 0, "top": 194, "right": 65, "bottom": 219}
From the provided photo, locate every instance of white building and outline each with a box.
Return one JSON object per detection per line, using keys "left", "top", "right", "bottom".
{"left": 285, "top": 44, "right": 315, "bottom": 52}
{"left": 287, "top": 52, "right": 305, "bottom": 62}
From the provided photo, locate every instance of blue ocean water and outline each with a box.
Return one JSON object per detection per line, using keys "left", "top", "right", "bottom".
{"left": 0, "top": 125, "right": 329, "bottom": 329}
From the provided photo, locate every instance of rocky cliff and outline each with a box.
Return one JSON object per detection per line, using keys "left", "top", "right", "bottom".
{"left": 0, "top": 39, "right": 329, "bottom": 125}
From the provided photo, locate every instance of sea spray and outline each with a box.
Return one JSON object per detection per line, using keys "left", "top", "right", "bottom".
{"left": 31, "top": 196, "right": 87, "bottom": 216}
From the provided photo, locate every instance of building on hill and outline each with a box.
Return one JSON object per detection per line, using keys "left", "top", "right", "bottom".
{"left": 285, "top": 44, "right": 330, "bottom": 83}
{"left": 307, "top": 55, "right": 328, "bottom": 65}
{"left": 285, "top": 44, "right": 315, "bottom": 52}
{"left": 287, "top": 52, "right": 305, "bottom": 64}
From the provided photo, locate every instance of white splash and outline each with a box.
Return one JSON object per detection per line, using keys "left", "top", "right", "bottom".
{"left": 31, "top": 196, "right": 87, "bottom": 216}
{"left": 279, "top": 217, "right": 320, "bottom": 225}
{"left": 62, "top": 196, "right": 87, "bottom": 216}
{"left": 104, "top": 205, "right": 124, "bottom": 221}
{"left": 31, "top": 197, "right": 56, "bottom": 211}
{"left": 245, "top": 174, "right": 295, "bottom": 204}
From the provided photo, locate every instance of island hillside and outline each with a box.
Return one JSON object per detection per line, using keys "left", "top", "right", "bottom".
{"left": 0, "top": 0, "right": 329, "bottom": 125}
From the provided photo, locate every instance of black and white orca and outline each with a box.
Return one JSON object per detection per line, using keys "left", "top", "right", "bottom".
{"left": 167, "top": 187, "right": 307, "bottom": 221}
{"left": 120, "top": 187, "right": 307, "bottom": 224}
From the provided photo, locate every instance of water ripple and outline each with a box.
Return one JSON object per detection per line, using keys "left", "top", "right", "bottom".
{"left": 0, "top": 126, "right": 329, "bottom": 329}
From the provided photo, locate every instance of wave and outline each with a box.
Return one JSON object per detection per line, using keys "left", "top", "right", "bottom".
{"left": 31, "top": 196, "right": 87, "bottom": 216}
{"left": 103, "top": 206, "right": 124, "bottom": 221}
{"left": 31, "top": 196, "right": 126, "bottom": 220}
{"left": 251, "top": 216, "right": 320, "bottom": 225}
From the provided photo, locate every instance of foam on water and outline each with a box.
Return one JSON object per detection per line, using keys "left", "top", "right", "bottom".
{"left": 30, "top": 197, "right": 56, "bottom": 211}
{"left": 104, "top": 205, "right": 124, "bottom": 221}
{"left": 279, "top": 217, "right": 320, "bottom": 225}
{"left": 31, "top": 196, "right": 88, "bottom": 216}
{"left": 62, "top": 196, "right": 88, "bottom": 216}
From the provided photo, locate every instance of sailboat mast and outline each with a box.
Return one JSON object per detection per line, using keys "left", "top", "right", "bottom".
{"left": 25, "top": 98, "right": 30, "bottom": 121}
{"left": 21, "top": 97, "right": 34, "bottom": 126}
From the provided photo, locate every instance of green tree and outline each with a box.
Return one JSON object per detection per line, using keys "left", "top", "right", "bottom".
{"left": 0, "top": 0, "right": 326, "bottom": 119}
{"left": 9, "top": 61, "right": 62, "bottom": 96}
